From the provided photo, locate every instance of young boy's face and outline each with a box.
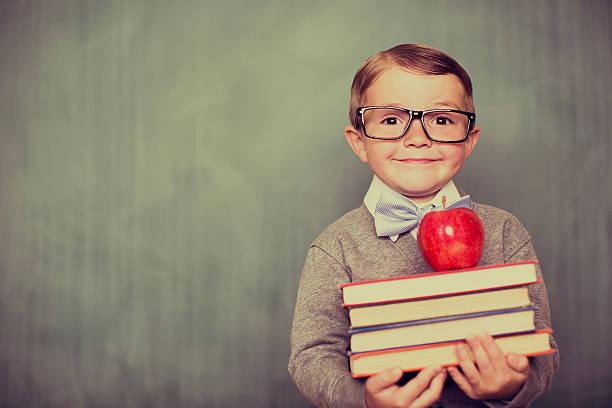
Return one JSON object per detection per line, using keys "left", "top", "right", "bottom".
{"left": 345, "top": 66, "right": 480, "bottom": 203}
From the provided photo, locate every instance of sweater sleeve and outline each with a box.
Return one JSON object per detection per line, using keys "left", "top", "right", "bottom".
{"left": 484, "top": 216, "right": 560, "bottom": 408}
{"left": 288, "top": 244, "right": 367, "bottom": 408}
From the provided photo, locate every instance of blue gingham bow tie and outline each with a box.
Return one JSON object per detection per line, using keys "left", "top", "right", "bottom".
{"left": 374, "top": 191, "right": 472, "bottom": 237}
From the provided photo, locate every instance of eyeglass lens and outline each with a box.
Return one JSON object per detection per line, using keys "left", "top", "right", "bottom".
{"left": 362, "top": 108, "right": 469, "bottom": 141}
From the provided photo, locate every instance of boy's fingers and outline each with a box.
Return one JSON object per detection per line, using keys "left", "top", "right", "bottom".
{"left": 455, "top": 343, "right": 481, "bottom": 385}
{"left": 478, "top": 332, "right": 506, "bottom": 368}
{"left": 365, "top": 366, "right": 403, "bottom": 393}
{"left": 398, "top": 366, "right": 442, "bottom": 401}
{"left": 447, "top": 366, "right": 476, "bottom": 399}
{"left": 465, "top": 335, "right": 494, "bottom": 377}
{"left": 410, "top": 370, "right": 447, "bottom": 408}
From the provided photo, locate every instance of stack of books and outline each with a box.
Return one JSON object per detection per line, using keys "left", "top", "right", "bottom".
{"left": 340, "top": 261, "right": 555, "bottom": 378}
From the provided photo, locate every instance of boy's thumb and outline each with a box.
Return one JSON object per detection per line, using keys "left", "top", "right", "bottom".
{"left": 507, "top": 353, "right": 529, "bottom": 373}
{"left": 366, "top": 367, "right": 403, "bottom": 393}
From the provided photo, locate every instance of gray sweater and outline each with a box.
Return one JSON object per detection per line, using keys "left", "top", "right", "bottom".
{"left": 289, "top": 202, "right": 559, "bottom": 408}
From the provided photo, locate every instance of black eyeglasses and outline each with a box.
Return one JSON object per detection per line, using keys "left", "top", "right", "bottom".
{"left": 355, "top": 106, "right": 476, "bottom": 143}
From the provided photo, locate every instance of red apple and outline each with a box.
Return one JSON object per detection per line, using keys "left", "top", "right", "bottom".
{"left": 417, "top": 205, "right": 485, "bottom": 271}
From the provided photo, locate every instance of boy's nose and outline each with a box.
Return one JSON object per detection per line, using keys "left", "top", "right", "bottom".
{"left": 402, "top": 119, "right": 432, "bottom": 147}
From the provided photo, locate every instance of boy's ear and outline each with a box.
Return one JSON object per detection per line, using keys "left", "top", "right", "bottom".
{"left": 464, "top": 125, "right": 480, "bottom": 158}
{"left": 344, "top": 125, "right": 368, "bottom": 163}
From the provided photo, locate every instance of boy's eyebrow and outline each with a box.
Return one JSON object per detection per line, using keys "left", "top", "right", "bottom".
{"left": 379, "top": 101, "right": 465, "bottom": 110}
{"left": 379, "top": 103, "right": 407, "bottom": 108}
{"left": 430, "top": 100, "right": 464, "bottom": 110}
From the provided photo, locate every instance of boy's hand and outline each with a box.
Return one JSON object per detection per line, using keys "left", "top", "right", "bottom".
{"left": 447, "top": 332, "right": 530, "bottom": 401}
{"left": 365, "top": 366, "right": 446, "bottom": 408}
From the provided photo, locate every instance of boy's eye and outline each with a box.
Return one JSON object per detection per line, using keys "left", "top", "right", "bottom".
{"left": 381, "top": 117, "right": 402, "bottom": 125}
{"left": 434, "top": 116, "right": 453, "bottom": 125}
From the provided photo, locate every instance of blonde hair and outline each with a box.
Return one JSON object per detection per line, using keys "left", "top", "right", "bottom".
{"left": 349, "top": 44, "right": 475, "bottom": 127}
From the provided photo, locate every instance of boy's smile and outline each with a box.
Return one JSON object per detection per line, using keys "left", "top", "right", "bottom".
{"left": 345, "top": 66, "right": 480, "bottom": 203}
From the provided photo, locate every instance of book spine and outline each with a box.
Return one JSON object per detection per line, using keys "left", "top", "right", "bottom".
{"left": 347, "top": 329, "right": 554, "bottom": 358}
{"left": 348, "top": 306, "right": 535, "bottom": 335}
{"left": 340, "top": 260, "right": 538, "bottom": 289}
{"left": 342, "top": 280, "right": 541, "bottom": 308}
{"left": 350, "top": 349, "right": 556, "bottom": 378}
{"left": 343, "top": 280, "right": 540, "bottom": 308}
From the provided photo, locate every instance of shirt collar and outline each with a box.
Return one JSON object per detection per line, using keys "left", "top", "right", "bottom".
{"left": 363, "top": 175, "right": 461, "bottom": 241}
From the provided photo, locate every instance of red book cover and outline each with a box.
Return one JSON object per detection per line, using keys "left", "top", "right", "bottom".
{"left": 349, "top": 329, "right": 556, "bottom": 378}
{"left": 340, "top": 261, "right": 539, "bottom": 307}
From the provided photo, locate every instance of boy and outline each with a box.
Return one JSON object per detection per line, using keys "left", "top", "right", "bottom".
{"left": 288, "top": 44, "right": 558, "bottom": 407}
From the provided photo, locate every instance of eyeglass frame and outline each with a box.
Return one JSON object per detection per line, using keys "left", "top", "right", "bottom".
{"left": 354, "top": 106, "right": 476, "bottom": 143}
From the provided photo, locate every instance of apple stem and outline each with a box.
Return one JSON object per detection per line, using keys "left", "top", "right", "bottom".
{"left": 442, "top": 196, "right": 447, "bottom": 210}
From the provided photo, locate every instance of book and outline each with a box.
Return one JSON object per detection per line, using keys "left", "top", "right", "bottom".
{"left": 341, "top": 261, "right": 539, "bottom": 307}
{"left": 349, "top": 287, "right": 531, "bottom": 328}
{"left": 349, "top": 330, "right": 555, "bottom": 378}
{"left": 349, "top": 306, "right": 535, "bottom": 353}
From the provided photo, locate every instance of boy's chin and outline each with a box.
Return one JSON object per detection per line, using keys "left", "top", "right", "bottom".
{"left": 393, "top": 186, "right": 441, "bottom": 202}
{"left": 388, "top": 181, "right": 441, "bottom": 197}
{"left": 401, "top": 191, "right": 439, "bottom": 203}
{"left": 376, "top": 173, "right": 451, "bottom": 202}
